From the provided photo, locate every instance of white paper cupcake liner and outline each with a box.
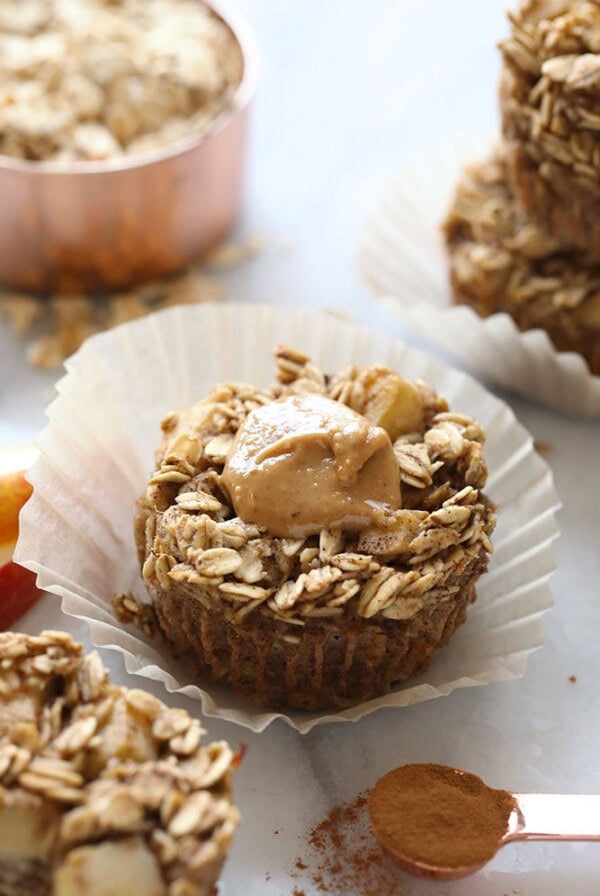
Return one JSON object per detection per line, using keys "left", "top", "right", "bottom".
{"left": 358, "top": 132, "right": 600, "bottom": 417}
{"left": 15, "top": 303, "right": 560, "bottom": 733}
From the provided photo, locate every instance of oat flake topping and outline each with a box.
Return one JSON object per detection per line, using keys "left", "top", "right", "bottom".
{"left": 0, "top": 631, "right": 240, "bottom": 896}
{"left": 138, "top": 347, "right": 495, "bottom": 630}
{"left": 501, "top": 0, "right": 600, "bottom": 194}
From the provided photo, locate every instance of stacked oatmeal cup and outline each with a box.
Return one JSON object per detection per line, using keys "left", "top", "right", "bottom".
{"left": 444, "top": 0, "right": 600, "bottom": 378}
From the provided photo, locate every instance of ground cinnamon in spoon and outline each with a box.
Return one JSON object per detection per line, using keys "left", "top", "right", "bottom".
{"left": 368, "top": 763, "right": 515, "bottom": 870}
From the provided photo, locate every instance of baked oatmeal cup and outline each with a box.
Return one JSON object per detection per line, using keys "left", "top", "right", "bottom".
{"left": 500, "top": 0, "right": 600, "bottom": 258}
{"left": 136, "top": 346, "right": 496, "bottom": 712}
{"left": 443, "top": 149, "right": 600, "bottom": 376}
{"left": 0, "top": 631, "right": 240, "bottom": 896}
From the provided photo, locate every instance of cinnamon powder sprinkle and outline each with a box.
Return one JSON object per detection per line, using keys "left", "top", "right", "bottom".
{"left": 291, "top": 794, "right": 405, "bottom": 895}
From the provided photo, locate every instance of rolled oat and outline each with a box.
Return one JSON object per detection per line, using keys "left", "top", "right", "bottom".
{"left": 0, "top": 0, "right": 242, "bottom": 163}
{"left": 500, "top": 0, "right": 600, "bottom": 255}
{"left": 0, "top": 631, "right": 240, "bottom": 896}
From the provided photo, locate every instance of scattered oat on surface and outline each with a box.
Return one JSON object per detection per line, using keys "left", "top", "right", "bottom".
{"left": 277, "top": 235, "right": 295, "bottom": 251}
{"left": 2, "top": 269, "right": 223, "bottom": 369}
{"left": 112, "top": 592, "right": 158, "bottom": 639}
{"left": 0, "top": 630, "right": 240, "bottom": 896}
{"left": 0, "top": 0, "right": 242, "bottom": 163}
{"left": 0, "top": 234, "right": 268, "bottom": 369}
{"left": 204, "top": 234, "right": 265, "bottom": 270}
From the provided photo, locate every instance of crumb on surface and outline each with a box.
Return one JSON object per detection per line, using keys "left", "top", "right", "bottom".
{"left": 1, "top": 236, "right": 265, "bottom": 370}
{"left": 290, "top": 792, "right": 406, "bottom": 895}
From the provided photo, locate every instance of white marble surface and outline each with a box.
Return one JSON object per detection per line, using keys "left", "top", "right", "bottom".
{"left": 4, "top": 1, "right": 600, "bottom": 894}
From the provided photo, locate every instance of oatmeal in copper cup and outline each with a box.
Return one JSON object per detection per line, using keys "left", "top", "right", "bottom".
{"left": 0, "top": 0, "right": 256, "bottom": 292}
{"left": 0, "top": 631, "right": 240, "bottom": 896}
{"left": 136, "top": 347, "right": 496, "bottom": 712}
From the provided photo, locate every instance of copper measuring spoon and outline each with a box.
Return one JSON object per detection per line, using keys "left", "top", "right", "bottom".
{"left": 369, "top": 765, "right": 600, "bottom": 881}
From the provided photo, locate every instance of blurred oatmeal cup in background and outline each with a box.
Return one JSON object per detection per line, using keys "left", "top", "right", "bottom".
{"left": 0, "top": 0, "right": 258, "bottom": 293}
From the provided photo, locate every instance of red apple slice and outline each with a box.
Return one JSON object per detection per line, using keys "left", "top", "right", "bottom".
{"left": 0, "top": 563, "right": 42, "bottom": 630}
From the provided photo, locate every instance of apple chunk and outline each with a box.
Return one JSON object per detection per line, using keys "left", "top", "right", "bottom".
{"left": 0, "top": 798, "right": 60, "bottom": 859}
{"left": 0, "top": 469, "right": 33, "bottom": 550}
{"left": 54, "top": 838, "right": 166, "bottom": 896}
{"left": 0, "top": 451, "right": 42, "bottom": 629}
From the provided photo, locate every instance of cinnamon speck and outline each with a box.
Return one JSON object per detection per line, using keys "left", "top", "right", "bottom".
{"left": 290, "top": 793, "right": 405, "bottom": 895}
{"left": 569, "top": 675, "right": 577, "bottom": 683}
{"left": 534, "top": 440, "right": 552, "bottom": 456}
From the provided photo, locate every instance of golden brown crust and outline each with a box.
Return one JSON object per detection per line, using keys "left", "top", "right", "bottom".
{"left": 143, "top": 554, "right": 485, "bottom": 711}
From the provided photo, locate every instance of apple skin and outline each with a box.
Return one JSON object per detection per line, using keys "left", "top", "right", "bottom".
{"left": 0, "top": 562, "right": 42, "bottom": 630}
{"left": 0, "top": 465, "right": 42, "bottom": 629}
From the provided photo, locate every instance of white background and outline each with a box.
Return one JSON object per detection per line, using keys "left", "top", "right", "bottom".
{"left": 4, "top": 1, "right": 600, "bottom": 893}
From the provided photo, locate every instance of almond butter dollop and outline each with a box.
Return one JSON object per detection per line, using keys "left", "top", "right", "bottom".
{"left": 221, "top": 393, "right": 401, "bottom": 538}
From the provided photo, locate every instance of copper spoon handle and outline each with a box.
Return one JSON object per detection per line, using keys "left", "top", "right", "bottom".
{"left": 507, "top": 794, "right": 600, "bottom": 842}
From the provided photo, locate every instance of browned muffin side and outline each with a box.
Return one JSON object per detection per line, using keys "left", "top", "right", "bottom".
{"left": 137, "top": 347, "right": 496, "bottom": 712}
{"left": 443, "top": 150, "right": 600, "bottom": 375}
